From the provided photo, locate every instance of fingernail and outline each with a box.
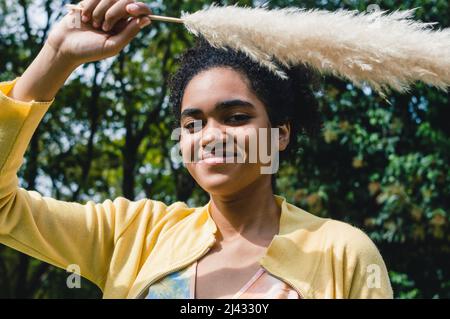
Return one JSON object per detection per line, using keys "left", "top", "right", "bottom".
{"left": 93, "top": 21, "right": 100, "bottom": 28}
{"left": 82, "top": 15, "right": 89, "bottom": 23}
{"left": 139, "top": 17, "right": 151, "bottom": 29}
{"left": 102, "top": 22, "right": 109, "bottom": 32}
{"left": 127, "top": 3, "right": 139, "bottom": 11}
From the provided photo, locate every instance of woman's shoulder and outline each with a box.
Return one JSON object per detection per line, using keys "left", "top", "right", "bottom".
{"left": 286, "top": 203, "right": 381, "bottom": 260}
{"left": 318, "top": 217, "right": 384, "bottom": 267}
{"left": 322, "top": 218, "right": 380, "bottom": 255}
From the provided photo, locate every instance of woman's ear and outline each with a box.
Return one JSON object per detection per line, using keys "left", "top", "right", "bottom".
{"left": 277, "top": 122, "right": 291, "bottom": 152}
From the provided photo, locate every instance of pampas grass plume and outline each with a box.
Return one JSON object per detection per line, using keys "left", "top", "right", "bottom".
{"left": 182, "top": 4, "right": 450, "bottom": 96}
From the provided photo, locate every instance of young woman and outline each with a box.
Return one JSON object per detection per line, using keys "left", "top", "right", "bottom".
{"left": 0, "top": 0, "right": 393, "bottom": 299}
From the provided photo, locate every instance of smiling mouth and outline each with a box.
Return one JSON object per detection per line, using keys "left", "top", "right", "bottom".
{"left": 198, "top": 157, "right": 235, "bottom": 164}
{"left": 197, "top": 149, "right": 244, "bottom": 164}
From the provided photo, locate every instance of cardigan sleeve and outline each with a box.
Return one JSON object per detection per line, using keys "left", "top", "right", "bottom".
{"left": 345, "top": 227, "right": 394, "bottom": 299}
{"left": 0, "top": 78, "right": 145, "bottom": 290}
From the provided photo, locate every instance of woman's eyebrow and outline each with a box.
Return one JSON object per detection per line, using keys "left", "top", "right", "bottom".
{"left": 180, "top": 99, "right": 255, "bottom": 119}
{"left": 180, "top": 108, "right": 202, "bottom": 120}
{"left": 215, "top": 99, "right": 255, "bottom": 111}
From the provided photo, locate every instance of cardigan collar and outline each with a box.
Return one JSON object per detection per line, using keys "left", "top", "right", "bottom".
{"left": 129, "top": 194, "right": 312, "bottom": 298}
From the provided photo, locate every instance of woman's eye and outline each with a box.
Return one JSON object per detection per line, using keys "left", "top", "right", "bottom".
{"left": 184, "top": 122, "right": 194, "bottom": 130}
{"left": 226, "top": 114, "right": 251, "bottom": 124}
{"left": 183, "top": 120, "right": 203, "bottom": 132}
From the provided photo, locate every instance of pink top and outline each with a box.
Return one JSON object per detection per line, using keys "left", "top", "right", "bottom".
{"left": 145, "top": 260, "right": 300, "bottom": 299}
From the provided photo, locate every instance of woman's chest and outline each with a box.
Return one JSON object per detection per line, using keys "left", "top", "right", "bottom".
{"left": 195, "top": 247, "right": 265, "bottom": 299}
{"left": 144, "top": 240, "right": 300, "bottom": 299}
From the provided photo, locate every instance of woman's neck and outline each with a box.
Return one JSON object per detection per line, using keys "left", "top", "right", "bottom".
{"left": 208, "top": 176, "right": 281, "bottom": 245}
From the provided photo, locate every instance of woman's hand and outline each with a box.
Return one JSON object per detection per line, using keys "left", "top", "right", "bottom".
{"left": 8, "top": 0, "right": 152, "bottom": 102}
{"left": 47, "top": 0, "right": 153, "bottom": 66}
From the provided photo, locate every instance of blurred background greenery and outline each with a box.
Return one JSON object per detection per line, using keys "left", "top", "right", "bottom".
{"left": 0, "top": 0, "right": 448, "bottom": 298}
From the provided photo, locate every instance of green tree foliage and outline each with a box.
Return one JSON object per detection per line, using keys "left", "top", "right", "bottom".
{"left": 0, "top": 0, "right": 448, "bottom": 298}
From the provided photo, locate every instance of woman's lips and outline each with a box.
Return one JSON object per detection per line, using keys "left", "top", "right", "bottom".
{"left": 198, "top": 156, "right": 236, "bottom": 164}
{"left": 197, "top": 152, "right": 239, "bottom": 164}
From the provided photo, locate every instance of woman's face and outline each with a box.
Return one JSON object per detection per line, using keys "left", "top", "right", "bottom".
{"left": 179, "top": 67, "right": 289, "bottom": 196}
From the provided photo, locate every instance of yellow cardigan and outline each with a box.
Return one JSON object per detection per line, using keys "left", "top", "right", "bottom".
{"left": 0, "top": 78, "right": 393, "bottom": 299}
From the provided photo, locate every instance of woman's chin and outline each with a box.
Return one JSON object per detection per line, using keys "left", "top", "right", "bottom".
{"left": 197, "top": 172, "right": 236, "bottom": 192}
{"left": 193, "top": 166, "right": 246, "bottom": 194}
{"left": 188, "top": 162, "right": 262, "bottom": 195}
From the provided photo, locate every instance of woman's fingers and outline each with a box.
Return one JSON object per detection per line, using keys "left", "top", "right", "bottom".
{"left": 92, "top": 0, "right": 118, "bottom": 28}
{"left": 81, "top": 0, "right": 152, "bottom": 32}
{"left": 103, "top": 0, "right": 127, "bottom": 31}
{"left": 139, "top": 16, "right": 152, "bottom": 29}
{"left": 103, "top": 0, "right": 150, "bottom": 32}
{"left": 79, "top": 0, "right": 100, "bottom": 23}
{"left": 125, "top": 1, "right": 153, "bottom": 17}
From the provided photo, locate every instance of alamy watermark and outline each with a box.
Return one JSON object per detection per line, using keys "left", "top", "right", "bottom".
{"left": 66, "top": 264, "right": 81, "bottom": 289}
{"left": 366, "top": 264, "right": 382, "bottom": 289}
{"left": 169, "top": 120, "right": 281, "bottom": 174}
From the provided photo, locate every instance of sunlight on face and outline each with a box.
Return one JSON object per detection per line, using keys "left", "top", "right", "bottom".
{"left": 179, "top": 67, "right": 277, "bottom": 196}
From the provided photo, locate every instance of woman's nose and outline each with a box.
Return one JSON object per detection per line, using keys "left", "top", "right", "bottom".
{"left": 200, "top": 121, "right": 229, "bottom": 149}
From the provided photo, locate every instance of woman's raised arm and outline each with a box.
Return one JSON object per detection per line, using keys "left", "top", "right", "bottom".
{"left": 0, "top": 1, "right": 161, "bottom": 292}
